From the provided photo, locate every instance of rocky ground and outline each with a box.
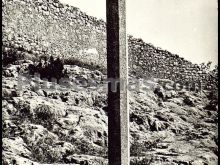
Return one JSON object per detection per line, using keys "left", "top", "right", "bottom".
{"left": 2, "top": 61, "right": 218, "bottom": 165}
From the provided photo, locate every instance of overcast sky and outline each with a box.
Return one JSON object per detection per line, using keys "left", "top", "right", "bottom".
{"left": 60, "top": 0, "right": 218, "bottom": 67}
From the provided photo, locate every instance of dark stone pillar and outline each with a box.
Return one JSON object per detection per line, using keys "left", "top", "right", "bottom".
{"left": 106, "top": 0, "right": 129, "bottom": 164}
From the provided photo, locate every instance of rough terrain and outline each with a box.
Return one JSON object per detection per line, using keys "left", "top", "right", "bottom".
{"left": 2, "top": 61, "right": 218, "bottom": 165}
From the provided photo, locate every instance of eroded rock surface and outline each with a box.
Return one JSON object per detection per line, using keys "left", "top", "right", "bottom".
{"left": 2, "top": 63, "right": 218, "bottom": 165}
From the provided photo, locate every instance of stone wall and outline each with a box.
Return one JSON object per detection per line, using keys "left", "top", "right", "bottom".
{"left": 2, "top": 0, "right": 107, "bottom": 67}
{"left": 2, "top": 0, "right": 216, "bottom": 89}
{"left": 128, "top": 36, "right": 210, "bottom": 85}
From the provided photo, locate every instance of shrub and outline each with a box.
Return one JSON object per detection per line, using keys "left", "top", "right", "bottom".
{"left": 13, "top": 100, "right": 33, "bottom": 123}
{"left": 130, "top": 157, "right": 153, "bottom": 165}
{"left": 92, "top": 93, "right": 107, "bottom": 108}
{"left": 33, "top": 104, "right": 56, "bottom": 129}
{"left": 34, "top": 104, "right": 55, "bottom": 120}
{"left": 64, "top": 57, "right": 106, "bottom": 74}
{"left": 28, "top": 55, "right": 67, "bottom": 84}
{"left": 24, "top": 132, "right": 61, "bottom": 163}
{"left": 19, "top": 101, "right": 31, "bottom": 114}
{"left": 204, "top": 100, "right": 218, "bottom": 111}
{"left": 130, "top": 135, "right": 166, "bottom": 156}
{"left": 33, "top": 104, "right": 65, "bottom": 129}
{"left": 2, "top": 48, "right": 24, "bottom": 66}
{"left": 204, "top": 90, "right": 218, "bottom": 111}
{"left": 73, "top": 138, "right": 107, "bottom": 157}
{"left": 17, "top": 100, "right": 31, "bottom": 115}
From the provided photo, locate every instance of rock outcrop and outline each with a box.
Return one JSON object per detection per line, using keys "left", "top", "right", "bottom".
{"left": 2, "top": 63, "right": 218, "bottom": 164}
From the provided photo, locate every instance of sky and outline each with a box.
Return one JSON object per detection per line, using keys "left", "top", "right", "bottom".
{"left": 60, "top": 0, "right": 218, "bottom": 67}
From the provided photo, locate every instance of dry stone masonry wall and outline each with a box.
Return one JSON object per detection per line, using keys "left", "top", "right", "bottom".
{"left": 2, "top": 0, "right": 107, "bottom": 66}
{"left": 128, "top": 36, "right": 211, "bottom": 86}
{"left": 2, "top": 0, "right": 216, "bottom": 89}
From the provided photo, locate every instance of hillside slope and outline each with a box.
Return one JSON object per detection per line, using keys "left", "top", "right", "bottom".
{"left": 2, "top": 62, "right": 218, "bottom": 165}
{"left": 2, "top": 0, "right": 217, "bottom": 89}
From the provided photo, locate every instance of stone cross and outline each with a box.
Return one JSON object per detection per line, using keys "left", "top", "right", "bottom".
{"left": 106, "top": 0, "right": 129, "bottom": 165}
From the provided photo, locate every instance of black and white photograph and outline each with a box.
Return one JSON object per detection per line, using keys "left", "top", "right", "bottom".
{"left": 2, "top": 0, "right": 218, "bottom": 164}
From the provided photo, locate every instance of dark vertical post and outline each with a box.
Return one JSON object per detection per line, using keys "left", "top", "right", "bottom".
{"left": 106, "top": 0, "right": 129, "bottom": 165}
